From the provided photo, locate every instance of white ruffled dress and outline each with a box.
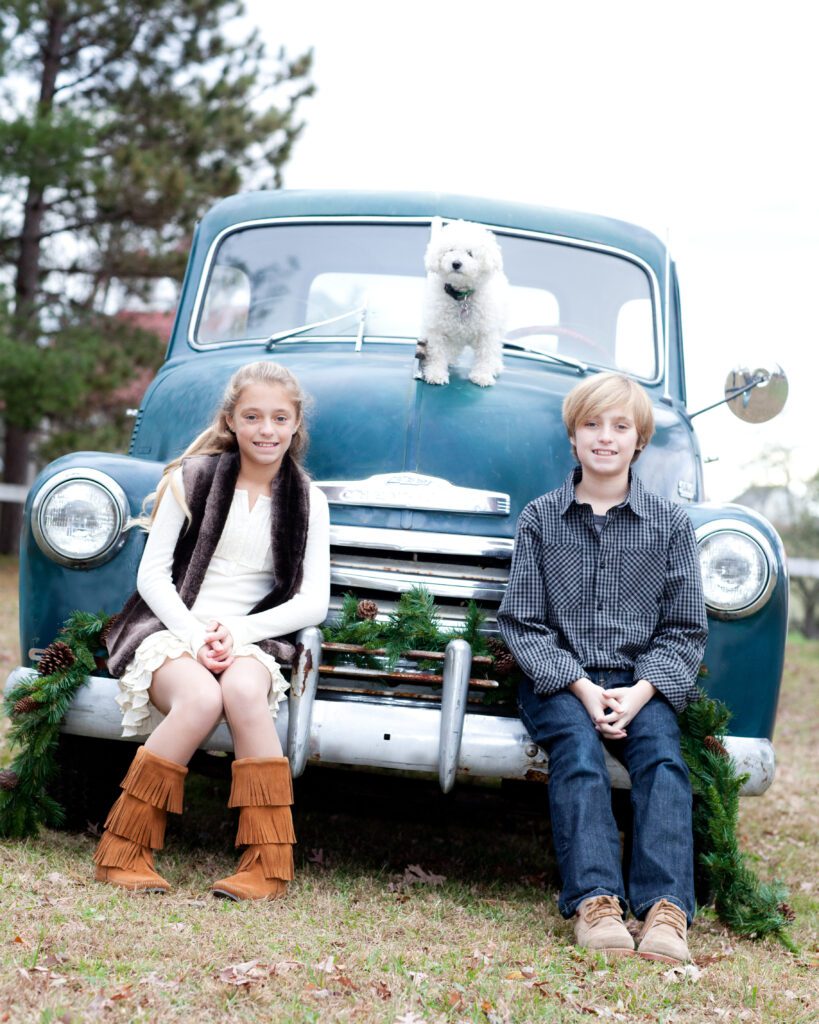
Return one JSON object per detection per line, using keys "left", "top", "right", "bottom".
{"left": 115, "top": 477, "right": 330, "bottom": 739}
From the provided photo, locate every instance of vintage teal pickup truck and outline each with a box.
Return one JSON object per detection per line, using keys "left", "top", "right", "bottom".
{"left": 6, "top": 190, "right": 788, "bottom": 817}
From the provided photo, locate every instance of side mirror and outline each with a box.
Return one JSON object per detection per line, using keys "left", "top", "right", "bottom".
{"left": 690, "top": 364, "right": 788, "bottom": 421}
{"left": 724, "top": 365, "right": 788, "bottom": 423}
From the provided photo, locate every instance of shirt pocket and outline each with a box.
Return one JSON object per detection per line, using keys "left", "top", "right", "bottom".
{"left": 620, "top": 548, "right": 666, "bottom": 615}
{"left": 542, "top": 545, "right": 586, "bottom": 610}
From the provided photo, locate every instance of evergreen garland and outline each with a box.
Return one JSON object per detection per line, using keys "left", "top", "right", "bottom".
{"left": 0, "top": 610, "right": 110, "bottom": 839}
{"left": 679, "top": 693, "right": 795, "bottom": 949}
{"left": 323, "top": 587, "right": 490, "bottom": 670}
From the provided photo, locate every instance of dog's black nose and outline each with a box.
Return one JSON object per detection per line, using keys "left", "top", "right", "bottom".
{"left": 451, "top": 260, "right": 462, "bottom": 271}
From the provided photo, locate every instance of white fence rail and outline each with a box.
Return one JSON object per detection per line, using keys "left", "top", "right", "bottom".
{"left": 0, "top": 484, "right": 29, "bottom": 504}
{"left": 789, "top": 558, "right": 819, "bottom": 579}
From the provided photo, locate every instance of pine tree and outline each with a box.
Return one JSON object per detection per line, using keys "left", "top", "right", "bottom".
{"left": 0, "top": 1, "right": 314, "bottom": 551}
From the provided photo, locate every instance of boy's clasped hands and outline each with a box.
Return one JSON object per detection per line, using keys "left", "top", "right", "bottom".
{"left": 569, "top": 677, "right": 657, "bottom": 740}
{"left": 197, "top": 619, "right": 234, "bottom": 674}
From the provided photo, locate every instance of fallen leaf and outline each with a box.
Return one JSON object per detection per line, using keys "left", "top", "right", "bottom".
{"left": 13, "top": 936, "right": 28, "bottom": 946}
{"left": 408, "top": 970, "right": 428, "bottom": 984}
{"left": 313, "top": 954, "right": 337, "bottom": 974}
{"left": 46, "top": 871, "right": 73, "bottom": 886}
{"left": 372, "top": 980, "right": 392, "bottom": 1000}
{"left": 304, "top": 983, "right": 331, "bottom": 998}
{"left": 466, "top": 942, "right": 496, "bottom": 969}
{"left": 218, "top": 960, "right": 270, "bottom": 986}
{"left": 272, "top": 960, "right": 304, "bottom": 975}
{"left": 109, "top": 986, "right": 133, "bottom": 1002}
{"left": 662, "top": 963, "right": 703, "bottom": 982}
{"left": 307, "top": 848, "right": 327, "bottom": 866}
{"left": 394, "top": 1012, "right": 426, "bottom": 1024}
{"left": 87, "top": 992, "right": 115, "bottom": 1015}
{"left": 337, "top": 974, "right": 358, "bottom": 990}
{"left": 167, "top": 922, "right": 186, "bottom": 932}
{"left": 403, "top": 863, "right": 445, "bottom": 886}
{"left": 138, "top": 972, "right": 180, "bottom": 990}
{"left": 446, "top": 989, "right": 466, "bottom": 1009}
{"left": 694, "top": 952, "right": 732, "bottom": 967}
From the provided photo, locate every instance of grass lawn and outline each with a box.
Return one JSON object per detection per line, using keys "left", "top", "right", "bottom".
{"left": 1, "top": 558, "right": 816, "bottom": 1023}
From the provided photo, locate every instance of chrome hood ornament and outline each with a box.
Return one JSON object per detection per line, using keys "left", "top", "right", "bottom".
{"left": 316, "top": 472, "right": 511, "bottom": 516}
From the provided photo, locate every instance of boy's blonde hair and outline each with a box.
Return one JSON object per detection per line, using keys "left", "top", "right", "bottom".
{"left": 562, "top": 372, "right": 654, "bottom": 463}
{"left": 144, "top": 361, "right": 310, "bottom": 526}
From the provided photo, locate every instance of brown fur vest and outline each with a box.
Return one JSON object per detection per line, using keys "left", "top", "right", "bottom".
{"left": 105, "top": 449, "right": 311, "bottom": 677}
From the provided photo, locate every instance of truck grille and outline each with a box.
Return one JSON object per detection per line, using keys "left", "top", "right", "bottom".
{"left": 323, "top": 525, "right": 514, "bottom": 708}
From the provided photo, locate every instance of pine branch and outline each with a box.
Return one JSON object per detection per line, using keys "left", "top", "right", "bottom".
{"left": 679, "top": 692, "right": 794, "bottom": 947}
{"left": 0, "top": 610, "right": 111, "bottom": 839}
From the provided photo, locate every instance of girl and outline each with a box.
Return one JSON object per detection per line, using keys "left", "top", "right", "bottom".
{"left": 96, "top": 361, "right": 330, "bottom": 901}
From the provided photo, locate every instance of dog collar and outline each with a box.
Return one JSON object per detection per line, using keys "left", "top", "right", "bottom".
{"left": 444, "top": 283, "right": 475, "bottom": 302}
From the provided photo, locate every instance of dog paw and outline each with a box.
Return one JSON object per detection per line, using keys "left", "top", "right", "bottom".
{"left": 469, "top": 371, "right": 496, "bottom": 387}
{"left": 423, "top": 371, "right": 450, "bottom": 385}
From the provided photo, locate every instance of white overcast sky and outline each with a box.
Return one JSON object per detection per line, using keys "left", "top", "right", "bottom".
{"left": 245, "top": 0, "right": 817, "bottom": 501}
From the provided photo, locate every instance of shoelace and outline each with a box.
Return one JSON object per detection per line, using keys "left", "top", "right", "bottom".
{"left": 585, "top": 896, "right": 623, "bottom": 924}
{"left": 648, "top": 901, "right": 685, "bottom": 935}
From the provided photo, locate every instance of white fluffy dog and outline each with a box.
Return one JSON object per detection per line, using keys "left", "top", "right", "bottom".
{"left": 418, "top": 220, "right": 508, "bottom": 387}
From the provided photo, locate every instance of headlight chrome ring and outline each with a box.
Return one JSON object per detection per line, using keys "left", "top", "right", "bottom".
{"left": 31, "top": 468, "right": 130, "bottom": 568}
{"left": 695, "top": 519, "right": 777, "bottom": 620}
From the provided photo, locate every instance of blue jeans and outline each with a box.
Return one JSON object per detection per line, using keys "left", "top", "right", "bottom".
{"left": 518, "top": 669, "right": 694, "bottom": 923}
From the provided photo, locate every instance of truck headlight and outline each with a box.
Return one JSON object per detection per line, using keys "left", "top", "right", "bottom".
{"left": 31, "top": 468, "right": 129, "bottom": 568}
{"left": 695, "top": 520, "right": 777, "bottom": 619}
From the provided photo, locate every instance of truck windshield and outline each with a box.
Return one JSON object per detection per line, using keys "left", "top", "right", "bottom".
{"left": 195, "top": 222, "right": 658, "bottom": 377}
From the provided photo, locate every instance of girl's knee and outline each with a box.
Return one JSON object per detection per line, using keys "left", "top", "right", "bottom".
{"left": 220, "top": 661, "right": 270, "bottom": 714}
{"left": 175, "top": 677, "right": 224, "bottom": 723}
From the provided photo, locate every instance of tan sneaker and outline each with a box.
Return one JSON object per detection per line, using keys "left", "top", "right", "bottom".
{"left": 574, "top": 895, "right": 635, "bottom": 955}
{"left": 637, "top": 899, "right": 690, "bottom": 963}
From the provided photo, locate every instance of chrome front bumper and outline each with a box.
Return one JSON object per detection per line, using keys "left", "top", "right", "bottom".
{"left": 4, "top": 629, "right": 775, "bottom": 796}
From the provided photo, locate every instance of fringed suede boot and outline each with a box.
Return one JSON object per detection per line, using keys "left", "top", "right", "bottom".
{"left": 211, "top": 756, "right": 295, "bottom": 901}
{"left": 93, "top": 745, "right": 187, "bottom": 893}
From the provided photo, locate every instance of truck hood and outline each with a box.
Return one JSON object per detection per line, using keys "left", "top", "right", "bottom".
{"left": 132, "top": 345, "right": 699, "bottom": 538}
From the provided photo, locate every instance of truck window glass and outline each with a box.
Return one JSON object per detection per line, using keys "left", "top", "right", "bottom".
{"left": 195, "top": 223, "right": 657, "bottom": 377}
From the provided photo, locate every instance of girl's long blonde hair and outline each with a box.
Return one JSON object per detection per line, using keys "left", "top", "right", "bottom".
{"left": 142, "top": 361, "right": 311, "bottom": 527}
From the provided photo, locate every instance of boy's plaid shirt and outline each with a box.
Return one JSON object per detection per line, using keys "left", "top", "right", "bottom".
{"left": 498, "top": 469, "right": 708, "bottom": 712}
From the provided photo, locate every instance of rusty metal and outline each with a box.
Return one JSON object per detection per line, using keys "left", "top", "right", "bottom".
{"left": 320, "top": 641, "right": 493, "bottom": 665}
{"left": 315, "top": 683, "right": 486, "bottom": 705}
{"left": 317, "top": 664, "right": 498, "bottom": 688}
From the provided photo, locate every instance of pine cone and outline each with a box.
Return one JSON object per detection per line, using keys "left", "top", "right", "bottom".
{"left": 777, "top": 902, "right": 796, "bottom": 922}
{"left": 0, "top": 769, "right": 19, "bottom": 791}
{"left": 99, "top": 613, "right": 121, "bottom": 648}
{"left": 356, "top": 599, "right": 379, "bottom": 621}
{"left": 487, "top": 636, "right": 518, "bottom": 678}
{"left": 13, "top": 695, "right": 40, "bottom": 715}
{"left": 37, "top": 640, "right": 75, "bottom": 677}
{"left": 704, "top": 735, "right": 729, "bottom": 759}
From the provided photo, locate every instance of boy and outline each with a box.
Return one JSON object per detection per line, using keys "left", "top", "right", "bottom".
{"left": 498, "top": 373, "right": 707, "bottom": 962}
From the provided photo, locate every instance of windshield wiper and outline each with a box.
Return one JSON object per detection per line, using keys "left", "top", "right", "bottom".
{"left": 502, "top": 339, "right": 588, "bottom": 373}
{"left": 265, "top": 305, "right": 367, "bottom": 350}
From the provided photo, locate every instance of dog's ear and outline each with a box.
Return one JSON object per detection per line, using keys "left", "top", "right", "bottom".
{"left": 424, "top": 237, "right": 445, "bottom": 274}
{"left": 485, "top": 233, "right": 503, "bottom": 274}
